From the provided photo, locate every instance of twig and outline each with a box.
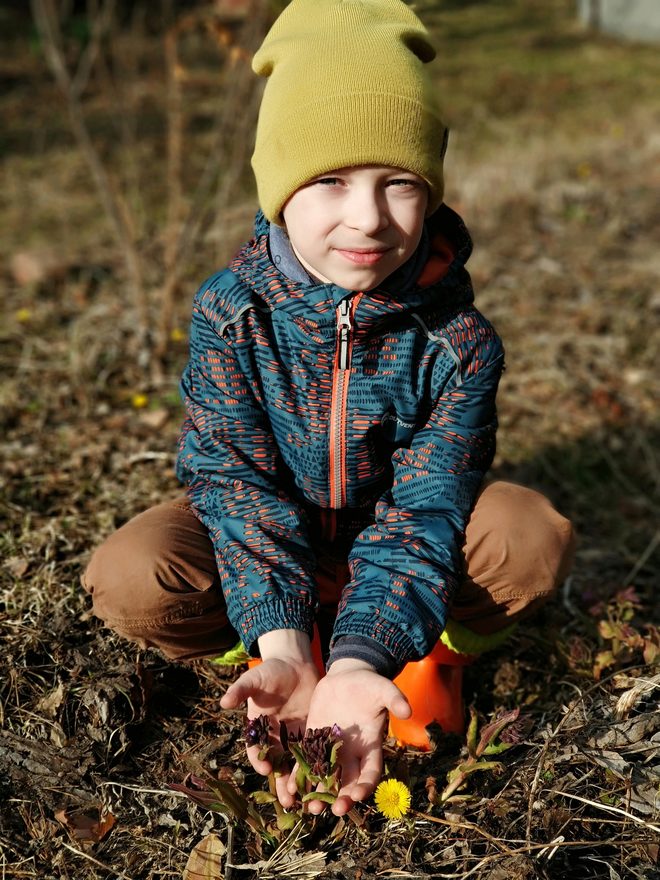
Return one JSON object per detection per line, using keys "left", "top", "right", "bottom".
{"left": 60, "top": 842, "right": 138, "bottom": 880}
{"left": 624, "top": 528, "right": 660, "bottom": 586}
{"left": 549, "top": 790, "right": 660, "bottom": 834}
{"left": 30, "top": 0, "right": 149, "bottom": 338}
{"left": 524, "top": 670, "right": 620, "bottom": 841}
{"left": 225, "top": 822, "right": 235, "bottom": 880}
{"left": 154, "top": 7, "right": 185, "bottom": 369}
{"left": 418, "top": 838, "right": 657, "bottom": 879}
{"left": 411, "top": 810, "right": 515, "bottom": 856}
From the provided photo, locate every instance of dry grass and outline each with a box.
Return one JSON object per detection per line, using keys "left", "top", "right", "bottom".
{"left": 1, "top": 1, "right": 659, "bottom": 878}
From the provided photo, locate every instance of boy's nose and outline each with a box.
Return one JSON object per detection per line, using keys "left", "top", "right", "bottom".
{"left": 345, "top": 189, "right": 389, "bottom": 235}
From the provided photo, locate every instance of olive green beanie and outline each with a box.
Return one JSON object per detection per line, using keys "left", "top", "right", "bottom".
{"left": 251, "top": 0, "right": 448, "bottom": 225}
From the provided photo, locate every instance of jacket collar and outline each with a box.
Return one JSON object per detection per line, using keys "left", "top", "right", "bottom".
{"left": 268, "top": 221, "right": 431, "bottom": 293}
{"left": 229, "top": 206, "right": 474, "bottom": 322}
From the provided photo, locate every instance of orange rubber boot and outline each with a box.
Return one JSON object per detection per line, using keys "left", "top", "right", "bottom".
{"left": 388, "top": 641, "right": 476, "bottom": 750}
{"left": 247, "top": 625, "right": 326, "bottom": 677}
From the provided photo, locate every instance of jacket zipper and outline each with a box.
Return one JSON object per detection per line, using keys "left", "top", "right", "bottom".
{"left": 329, "top": 295, "right": 361, "bottom": 510}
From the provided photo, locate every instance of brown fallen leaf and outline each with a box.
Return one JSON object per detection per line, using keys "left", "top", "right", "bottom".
{"left": 54, "top": 808, "right": 116, "bottom": 846}
{"left": 37, "top": 683, "right": 65, "bottom": 718}
{"left": 183, "top": 833, "right": 226, "bottom": 880}
{"left": 5, "top": 557, "right": 29, "bottom": 578}
{"left": 138, "top": 408, "right": 170, "bottom": 430}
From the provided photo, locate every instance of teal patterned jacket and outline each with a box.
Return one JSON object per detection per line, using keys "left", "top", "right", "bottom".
{"left": 176, "top": 205, "right": 504, "bottom": 667}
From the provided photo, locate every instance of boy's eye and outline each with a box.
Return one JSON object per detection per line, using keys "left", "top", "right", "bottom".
{"left": 315, "top": 177, "right": 340, "bottom": 186}
{"left": 388, "top": 178, "right": 421, "bottom": 189}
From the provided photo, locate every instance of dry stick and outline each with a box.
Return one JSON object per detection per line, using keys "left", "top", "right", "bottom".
{"left": 153, "top": 10, "right": 185, "bottom": 372}
{"left": 174, "top": 6, "right": 266, "bottom": 268}
{"left": 549, "top": 790, "right": 660, "bottom": 835}
{"left": 60, "top": 842, "right": 138, "bottom": 880}
{"left": 522, "top": 667, "right": 621, "bottom": 843}
{"left": 225, "top": 823, "right": 235, "bottom": 880}
{"left": 624, "top": 528, "right": 660, "bottom": 586}
{"left": 411, "top": 810, "right": 516, "bottom": 856}
{"left": 71, "top": 0, "right": 111, "bottom": 98}
{"left": 213, "top": 4, "right": 268, "bottom": 264}
{"left": 154, "top": 5, "right": 267, "bottom": 365}
{"left": 415, "top": 837, "right": 657, "bottom": 880}
{"left": 30, "top": 0, "right": 149, "bottom": 341}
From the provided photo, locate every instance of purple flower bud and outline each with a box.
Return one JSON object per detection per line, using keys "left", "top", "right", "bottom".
{"left": 296, "top": 725, "right": 343, "bottom": 778}
{"left": 245, "top": 714, "right": 270, "bottom": 748}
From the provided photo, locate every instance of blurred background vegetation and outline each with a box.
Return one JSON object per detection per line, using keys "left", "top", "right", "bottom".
{"left": 1, "top": 3, "right": 659, "bottom": 876}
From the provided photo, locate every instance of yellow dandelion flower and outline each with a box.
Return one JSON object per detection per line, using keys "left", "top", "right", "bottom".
{"left": 170, "top": 327, "right": 185, "bottom": 342}
{"left": 16, "top": 308, "right": 32, "bottom": 323}
{"left": 576, "top": 161, "right": 592, "bottom": 179}
{"left": 131, "top": 392, "right": 149, "bottom": 409}
{"left": 374, "top": 779, "right": 411, "bottom": 820}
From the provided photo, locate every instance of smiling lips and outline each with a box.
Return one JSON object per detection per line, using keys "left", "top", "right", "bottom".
{"left": 334, "top": 247, "right": 391, "bottom": 265}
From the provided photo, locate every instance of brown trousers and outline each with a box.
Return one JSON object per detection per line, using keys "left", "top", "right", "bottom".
{"left": 82, "top": 482, "right": 575, "bottom": 662}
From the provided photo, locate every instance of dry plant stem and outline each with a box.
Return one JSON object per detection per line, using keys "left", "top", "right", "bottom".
{"left": 524, "top": 670, "right": 619, "bottom": 841}
{"left": 624, "top": 528, "right": 660, "bottom": 586}
{"left": 60, "top": 842, "right": 139, "bottom": 880}
{"left": 30, "top": 0, "right": 149, "bottom": 341}
{"left": 154, "top": 3, "right": 269, "bottom": 367}
{"left": 213, "top": 0, "right": 269, "bottom": 263}
{"left": 550, "top": 790, "right": 660, "bottom": 834}
{"left": 432, "top": 838, "right": 656, "bottom": 880}
{"left": 411, "top": 810, "right": 515, "bottom": 856}
{"left": 225, "top": 822, "right": 235, "bottom": 880}
{"left": 154, "top": 4, "right": 185, "bottom": 370}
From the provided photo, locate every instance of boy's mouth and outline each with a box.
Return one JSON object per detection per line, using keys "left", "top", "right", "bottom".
{"left": 334, "top": 247, "right": 390, "bottom": 265}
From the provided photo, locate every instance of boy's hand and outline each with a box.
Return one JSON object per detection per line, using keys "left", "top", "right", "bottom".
{"left": 290, "top": 658, "right": 411, "bottom": 816}
{"left": 219, "top": 629, "right": 320, "bottom": 806}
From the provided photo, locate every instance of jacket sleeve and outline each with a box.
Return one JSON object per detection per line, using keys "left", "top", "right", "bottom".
{"left": 330, "top": 330, "right": 504, "bottom": 668}
{"left": 176, "top": 275, "right": 318, "bottom": 653}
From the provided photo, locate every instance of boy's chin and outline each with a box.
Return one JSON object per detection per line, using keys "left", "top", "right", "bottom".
{"left": 320, "top": 265, "right": 394, "bottom": 292}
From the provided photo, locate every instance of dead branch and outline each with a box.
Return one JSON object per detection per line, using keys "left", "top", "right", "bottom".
{"left": 30, "top": 0, "right": 149, "bottom": 340}
{"left": 153, "top": 1, "right": 269, "bottom": 366}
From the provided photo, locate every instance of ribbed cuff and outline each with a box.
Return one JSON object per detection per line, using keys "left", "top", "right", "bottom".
{"left": 233, "top": 598, "right": 316, "bottom": 656}
{"left": 326, "top": 636, "right": 404, "bottom": 679}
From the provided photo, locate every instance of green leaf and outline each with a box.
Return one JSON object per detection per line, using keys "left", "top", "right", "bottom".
{"left": 466, "top": 708, "right": 479, "bottom": 757}
{"left": 329, "top": 739, "right": 343, "bottom": 768}
{"left": 208, "top": 641, "right": 250, "bottom": 666}
{"left": 288, "top": 744, "right": 313, "bottom": 779}
{"left": 461, "top": 760, "right": 504, "bottom": 776}
{"left": 276, "top": 811, "right": 299, "bottom": 830}
{"left": 482, "top": 741, "right": 515, "bottom": 756}
{"left": 302, "top": 791, "right": 337, "bottom": 804}
{"left": 250, "top": 791, "right": 278, "bottom": 805}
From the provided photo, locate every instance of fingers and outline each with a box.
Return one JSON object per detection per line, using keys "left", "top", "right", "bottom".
{"left": 337, "top": 740, "right": 383, "bottom": 811}
{"left": 286, "top": 764, "right": 300, "bottom": 798}
{"left": 274, "top": 769, "right": 297, "bottom": 809}
{"left": 245, "top": 742, "right": 273, "bottom": 776}
{"left": 384, "top": 683, "right": 411, "bottom": 720}
{"left": 219, "top": 667, "right": 261, "bottom": 709}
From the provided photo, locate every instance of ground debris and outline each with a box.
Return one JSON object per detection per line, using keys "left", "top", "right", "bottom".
{"left": 0, "top": 729, "right": 95, "bottom": 805}
{"left": 587, "top": 711, "right": 660, "bottom": 751}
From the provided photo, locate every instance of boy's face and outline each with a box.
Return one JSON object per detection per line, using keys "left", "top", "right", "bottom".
{"left": 281, "top": 165, "right": 429, "bottom": 291}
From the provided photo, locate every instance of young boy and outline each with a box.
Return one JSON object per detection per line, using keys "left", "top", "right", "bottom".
{"left": 83, "top": 0, "right": 574, "bottom": 817}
